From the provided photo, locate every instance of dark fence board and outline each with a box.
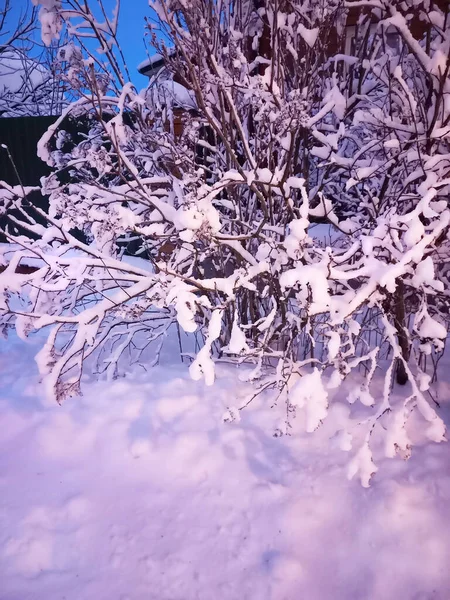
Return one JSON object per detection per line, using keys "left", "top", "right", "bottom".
{"left": 0, "top": 116, "right": 57, "bottom": 242}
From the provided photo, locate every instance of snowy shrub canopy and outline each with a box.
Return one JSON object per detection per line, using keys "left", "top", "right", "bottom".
{"left": 1, "top": 0, "right": 450, "bottom": 485}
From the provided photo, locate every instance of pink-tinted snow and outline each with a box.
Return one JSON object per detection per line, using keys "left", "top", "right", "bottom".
{"left": 1, "top": 334, "right": 450, "bottom": 600}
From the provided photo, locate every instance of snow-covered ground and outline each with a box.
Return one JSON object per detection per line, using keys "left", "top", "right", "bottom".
{"left": 1, "top": 333, "right": 450, "bottom": 600}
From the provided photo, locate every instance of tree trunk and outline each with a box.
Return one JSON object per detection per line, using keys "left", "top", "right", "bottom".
{"left": 394, "top": 279, "right": 410, "bottom": 385}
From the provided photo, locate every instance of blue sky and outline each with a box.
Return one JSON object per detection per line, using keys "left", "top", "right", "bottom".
{"left": 7, "top": 0, "right": 152, "bottom": 89}
{"left": 113, "top": 0, "right": 153, "bottom": 87}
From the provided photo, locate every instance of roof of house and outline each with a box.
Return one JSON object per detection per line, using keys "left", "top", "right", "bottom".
{"left": 138, "top": 54, "right": 167, "bottom": 79}
{"left": 145, "top": 78, "right": 196, "bottom": 110}
{"left": 138, "top": 50, "right": 196, "bottom": 110}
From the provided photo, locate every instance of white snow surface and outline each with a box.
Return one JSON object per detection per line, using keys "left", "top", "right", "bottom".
{"left": 1, "top": 333, "right": 450, "bottom": 599}
{"left": 146, "top": 79, "right": 197, "bottom": 110}
{"left": 0, "top": 49, "right": 52, "bottom": 117}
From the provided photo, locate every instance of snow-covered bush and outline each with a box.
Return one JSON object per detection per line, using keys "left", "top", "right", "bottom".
{"left": 1, "top": 0, "right": 449, "bottom": 484}
{"left": 0, "top": 1, "right": 68, "bottom": 117}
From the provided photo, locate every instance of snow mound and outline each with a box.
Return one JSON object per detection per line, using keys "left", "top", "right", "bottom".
{"left": 1, "top": 334, "right": 450, "bottom": 599}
